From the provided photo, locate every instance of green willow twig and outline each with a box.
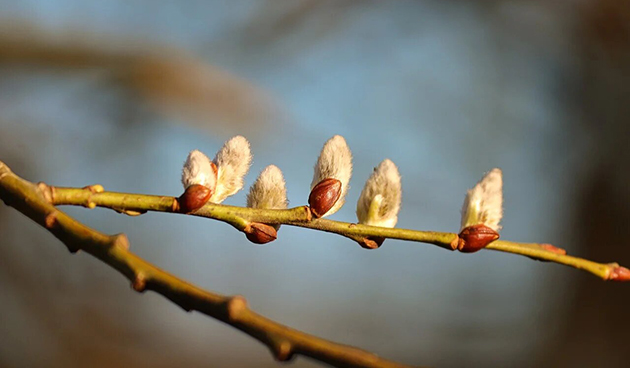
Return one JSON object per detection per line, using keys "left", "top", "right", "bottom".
{"left": 43, "top": 180, "right": 629, "bottom": 281}
{"left": 0, "top": 161, "right": 415, "bottom": 368}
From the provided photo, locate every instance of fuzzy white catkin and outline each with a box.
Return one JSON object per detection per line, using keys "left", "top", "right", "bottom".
{"left": 460, "top": 168, "right": 503, "bottom": 231}
{"left": 247, "top": 165, "right": 288, "bottom": 209}
{"left": 356, "top": 159, "right": 402, "bottom": 228}
{"left": 310, "top": 135, "right": 353, "bottom": 217}
{"left": 181, "top": 150, "right": 216, "bottom": 190}
{"left": 210, "top": 135, "right": 252, "bottom": 203}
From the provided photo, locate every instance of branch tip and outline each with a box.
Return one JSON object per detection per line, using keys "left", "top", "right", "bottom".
{"left": 609, "top": 265, "right": 630, "bottom": 282}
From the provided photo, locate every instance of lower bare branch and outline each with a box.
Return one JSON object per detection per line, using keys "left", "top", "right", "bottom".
{"left": 0, "top": 161, "right": 416, "bottom": 368}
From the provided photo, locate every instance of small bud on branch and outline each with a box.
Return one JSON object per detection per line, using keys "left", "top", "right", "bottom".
{"left": 247, "top": 165, "right": 288, "bottom": 211}
{"left": 457, "top": 224, "right": 500, "bottom": 253}
{"left": 245, "top": 222, "right": 278, "bottom": 244}
{"left": 180, "top": 136, "right": 252, "bottom": 207}
{"left": 461, "top": 168, "right": 503, "bottom": 232}
{"left": 458, "top": 168, "right": 503, "bottom": 252}
{"left": 309, "top": 178, "right": 342, "bottom": 219}
{"left": 356, "top": 159, "right": 402, "bottom": 228}
{"left": 211, "top": 135, "right": 252, "bottom": 204}
{"left": 178, "top": 184, "right": 212, "bottom": 213}
{"left": 182, "top": 150, "right": 217, "bottom": 189}
{"left": 180, "top": 150, "right": 217, "bottom": 212}
{"left": 309, "top": 135, "right": 352, "bottom": 218}
{"left": 245, "top": 165, "right": 288, "bottom": 244}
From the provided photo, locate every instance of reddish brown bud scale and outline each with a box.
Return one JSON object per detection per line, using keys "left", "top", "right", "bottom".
{"left": 308, "top": 178, "right": 342, "bottom": 218}
{"left": 358, "top": 236, "right": 385, "bottom": 250}
{"left": 178, "top": 184, "right": 211, "bottom": 213}
{"left": 457, "top": 224, "right": 500, "bottom": 253}
{"left": 609, "top": 266, "right": 630, "bottom": 282}
{"left": 245, "top": 222, "right": 278, "bottom": 244}
{"left": 540, "top": 243, "right": 567, "bottom": 255}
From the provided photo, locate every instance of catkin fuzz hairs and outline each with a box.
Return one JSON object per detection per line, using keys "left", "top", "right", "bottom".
{"left": 211, "top": 135, "right": 252, "bottom": 204}
{"left": 309, "top": 135, "right": 352, "bottom": 218}
{"left": 247, "top": 165, "right": 288, "bottom": 210}
{"left": 181, "top": 149, "right": 217, "bottom": 191}
{"left": 356, "top": 159, "right": 402, "bottom": 228}
{"left": 460, "top": 168, "right": 503, "bottom": 231}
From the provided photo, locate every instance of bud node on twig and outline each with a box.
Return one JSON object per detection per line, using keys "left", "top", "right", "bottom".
{"left": 131, "top": 273, "right": 147, "bottom": 292}
{"left": 44, "top": 212, "right": 58, "bottom": 229}
{"left": 309, "top": 178, "right": 342, "bottom": 218}
{"left": 457, "top": 224, "right": 499, "bottom": 253}
{"left": 271, "top": 340, "right": 295, "bottom": 362}
{"left": 358, "top": 236, "right": 385, "bottom": 249}
{"left": 539, "top": 243, "right": 567, "bottom": 255}
{"left": 356, "top": 159, "right": 402, "bottom": 228}
{"left": 37, "top": 182, "right": 54, "bottom": 203}
{"left": 309, "top": 135, "right": 352, "bottom": 218}
{"left": 113, "top": 234, "right": 130, "bottom": 251}
{"left": 245, "top": 222, "right": 278, "bottom": 244}
{"left": 82, "top": 184, "right": 104, "bottom": 194}
{"left": 178, "top": 184, "right": 212, "bottom": 213}
{"left": 211, "top": 136, "right": 252, "bottom": 203}
{"left": 226, "top": 295, "right": 248, "bottom": 322}
{"left": 461, "top": 168, "right": 503, "bottom": 232}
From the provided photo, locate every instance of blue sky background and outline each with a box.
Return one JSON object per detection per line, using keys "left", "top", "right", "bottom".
{"left": 0, "top": 2, "right": 606, "bottom": 367}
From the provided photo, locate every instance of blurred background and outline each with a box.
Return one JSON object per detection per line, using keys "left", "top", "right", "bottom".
{"left": 1, "top": 1, "right": 629, "bottom": 367}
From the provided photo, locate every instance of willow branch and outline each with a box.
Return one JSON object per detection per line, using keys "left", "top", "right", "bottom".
{"left": 0, "top": 161, "right": 415, "bottom": 368}
{"left": 44, "top": 183, "right": 630, "bottom": 282}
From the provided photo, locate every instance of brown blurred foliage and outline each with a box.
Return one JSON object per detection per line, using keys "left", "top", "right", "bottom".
{"left": 0, "top": 22, "right": 285, "bottom": 137}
